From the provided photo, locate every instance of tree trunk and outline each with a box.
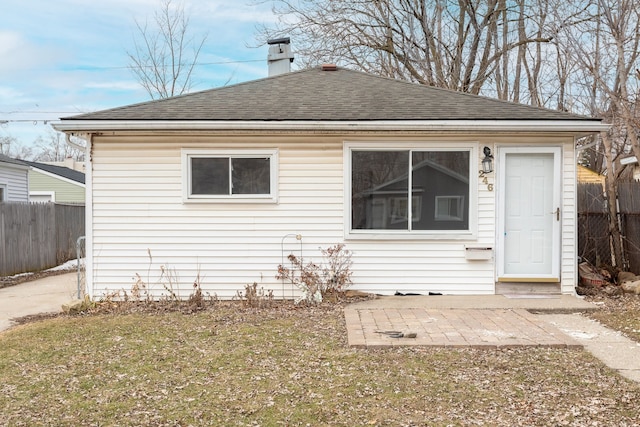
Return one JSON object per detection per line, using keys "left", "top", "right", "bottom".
{"left": 602, "top": 132, "right": 625, "bottom": 268}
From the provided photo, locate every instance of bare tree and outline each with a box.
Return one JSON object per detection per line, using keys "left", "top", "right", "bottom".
{"left": 0, "top": 135, "right": 34, "bottom": 160}
{"left": 33, "top": 129, "right": 84, "bottom": 162}
{"left": 259, "top": 0, "right": 640, "bottom": 268}
{"left": 127, "top": 0, "right": 207, "bottom": 99}
{"left": 557, "top": 0, "right": 640, "bottom": 267}
{"left": 0, "top": 136, "right": 16, "bottom": 156}
{"left": 257, "top": 0, "right": 555, "bottom": 101}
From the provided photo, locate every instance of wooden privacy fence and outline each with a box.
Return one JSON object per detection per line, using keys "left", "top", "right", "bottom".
{"left": 577, "top": 183, "right": 611, "bottom": 267}
{"left": 618, "top": 182, "right": 640, "bottom": 273}
{"left": 0, "top": 202, "right": 85, "bottom": 276}
{"left": 578, "top": 182, "right": 640, "bottom": 274}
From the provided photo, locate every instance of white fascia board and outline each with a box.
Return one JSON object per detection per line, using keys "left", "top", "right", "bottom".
{"left": 52, "top": 119, "right": 610, "bottom": 134}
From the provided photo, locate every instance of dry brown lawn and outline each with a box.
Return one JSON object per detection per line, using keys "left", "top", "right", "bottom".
{"left": 1, "top": 297, "right": 640, "bottom": 426}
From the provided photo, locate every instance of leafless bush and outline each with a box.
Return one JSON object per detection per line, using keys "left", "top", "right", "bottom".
{"left": 276, "top": 244, "right": 353, "bottom": 304}
{"left": 234, "top": 283, "right": 274, "bottom": 309}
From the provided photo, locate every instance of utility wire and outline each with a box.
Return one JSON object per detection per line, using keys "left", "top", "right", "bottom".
{"left": 55, "top": 58, "right": 264, "bottom": 72}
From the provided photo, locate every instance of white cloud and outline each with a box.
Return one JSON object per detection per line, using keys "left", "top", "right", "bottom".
{"left": 0, "top": 31, "right": 62, "bottom": 77}
{"left": 0, "top": 31, "right": 22, "bottom": 56}
{"left": 84, "top": 81, "right": 142, "bottom": 91}
{"left": 0, "top": 86, "right": 24, "bottom": 100}
{"left": 2, "top": 0, "right": 280, "bottom": 147}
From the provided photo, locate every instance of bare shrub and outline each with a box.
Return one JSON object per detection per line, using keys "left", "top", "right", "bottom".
{"left": 276, "top": 244, "right": 353, "bottom": 304}
{"left": 320, "top": 244, "right": 353, "bottom": 294}
{"left": 234, "top": 283, "right": 274, "bottom": 309}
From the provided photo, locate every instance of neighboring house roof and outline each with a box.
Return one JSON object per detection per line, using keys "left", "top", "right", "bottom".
{"left": 362, "top": 157, "right": 469, "bottom": 198}
{"left": 24, "top": 161, "right": 85, "bottom": 184}
{"left": 0, "top": 154, "right": 29, "bottom": 169}
{"left": 59, "top": 66, "right": 603, "bottom": 126}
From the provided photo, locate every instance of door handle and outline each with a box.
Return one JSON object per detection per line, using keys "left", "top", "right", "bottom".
{"left": 552, "top": 207, "right": 560, "bottom": 221}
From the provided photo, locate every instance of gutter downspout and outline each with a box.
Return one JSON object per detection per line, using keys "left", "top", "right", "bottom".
{"left": 64, "top": 133, "right": 93, "bottom": 300}
{"left": 65, "top": 134, "right": 87, "bottom": 152}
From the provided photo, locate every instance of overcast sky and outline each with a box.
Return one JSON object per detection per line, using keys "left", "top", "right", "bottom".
{"left": 1, "top": 0, "right": 279, "bottom": 150}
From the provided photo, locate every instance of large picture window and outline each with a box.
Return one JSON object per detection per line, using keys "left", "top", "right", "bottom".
{"left": 350, "top": 147, "right": 471, "bottom": 234}
{"left": 182, "top": 149, "right": 278, "bottom": 202}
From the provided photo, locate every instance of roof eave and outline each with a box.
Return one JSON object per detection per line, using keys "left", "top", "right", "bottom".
{"left": 0, "top": 161, "right": 30, "bottom": 171}
{"left": 51, "top": 119, "right": 610, "bottom": 134}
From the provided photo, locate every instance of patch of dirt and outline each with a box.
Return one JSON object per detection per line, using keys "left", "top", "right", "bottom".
{"left": 7, "top": 287, "right": 374, "bottom": 329}
{"left": 585, "top": 291, "right": 640, "bottom": 310}
{"left": 10, "top": 312, "right": 63, "bottom": 326}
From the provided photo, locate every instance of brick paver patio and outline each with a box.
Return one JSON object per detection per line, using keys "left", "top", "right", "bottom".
{"left": 345, "top": 307, "right": 582, "bottom": 349}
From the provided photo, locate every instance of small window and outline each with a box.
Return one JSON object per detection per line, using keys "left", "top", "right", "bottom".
{"left": 182, "top": 149, "right": 278, "bottom": 203}
{"left": 0, "top": 185, "right": 5, "bottom": 202}
{"left": 30, "top": 192, "right": 55, "bottom": 203}
{"left": 435, "top": 196, "right": 465, "bottom": 221}
{"left": 390, "top": 196, "right": 421, "bottom": 224}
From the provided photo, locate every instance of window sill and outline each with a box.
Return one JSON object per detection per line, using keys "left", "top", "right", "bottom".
{"left": 183, "top": 196, "right": 278, "bottom": 204}
{"left": 345, "top": 230, "right": 477, "bottom": 241}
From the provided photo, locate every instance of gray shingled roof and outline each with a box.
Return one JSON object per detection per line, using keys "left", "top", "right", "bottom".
{"left": 25, "top": 161, "right": 85, "bottom": 184}
{"left": 63, "top": 67, "right": 598, "bottom": 123}
{"left": 0, "top": 154, "right": 29, "bottom": 168}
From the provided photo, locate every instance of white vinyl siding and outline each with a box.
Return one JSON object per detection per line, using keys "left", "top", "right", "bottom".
{"left": 87, "top": 134, "right": 578, "bottom": 299}
{"left": 0, "top": 165, "right": 29, "bottom": 202}
{"left": 561, "top": 144, "right": 577, "bottom": 294}
{"left": 90, "top": 137, "right": 343, "bottom": 299}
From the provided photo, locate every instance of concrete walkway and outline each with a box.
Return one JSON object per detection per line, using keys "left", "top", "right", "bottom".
{"left": 0, "top": 272, "right": 77, "bottom": 332}
{"left": 541, "top": 313, "right": 640, "bottom": 383}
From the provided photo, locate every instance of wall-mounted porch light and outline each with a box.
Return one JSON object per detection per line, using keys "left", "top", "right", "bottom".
{"left": 481, "top": 146, "right": 494, "bottom": 174}
{"left": 479, "top": 146, "right": 494, "bottom": 191}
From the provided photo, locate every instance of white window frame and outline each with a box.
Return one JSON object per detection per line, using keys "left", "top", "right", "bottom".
{"left": 30, "top": 191, "right": 56, "bottom": 203}
{"left": 182, "top": 149, "right": 278, "bottom": 203}
{"left": 435, "top": 196, "right": 465, "bottom": 221}
{"left": 390, "top": 195, "right": 422, "bottom": 224}
{"left": 0, "top": 184, "right": 6, "bottom": 202}
{"left": 344, "top": 141, "right": 478, "bottom": 240}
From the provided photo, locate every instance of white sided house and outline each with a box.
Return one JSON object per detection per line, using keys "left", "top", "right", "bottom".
{"left": 0, "top": 154, "right": 30, "bottom": 202}
{"left": 53, "top": 66, "right": 607, "bottom": 299}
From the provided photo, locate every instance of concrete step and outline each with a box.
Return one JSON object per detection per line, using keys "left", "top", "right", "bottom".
{"left": 496, "top": 282, "right": 561, "bottom": 296}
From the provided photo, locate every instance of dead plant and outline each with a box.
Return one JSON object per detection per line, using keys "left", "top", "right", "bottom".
{"left": 234, "top": 283, "right": 274, "bottom": 309}
{"left": 276, "top": 243, "right": 353, "bottom": 304}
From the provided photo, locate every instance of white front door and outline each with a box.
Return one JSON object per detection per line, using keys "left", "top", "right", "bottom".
{"left": 497, "top": 147, "right": 561, "bottom": 281}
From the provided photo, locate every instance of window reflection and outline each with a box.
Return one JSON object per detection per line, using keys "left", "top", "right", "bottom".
{"left": 352, "top": 150, "right": 469, "bottom": 231}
